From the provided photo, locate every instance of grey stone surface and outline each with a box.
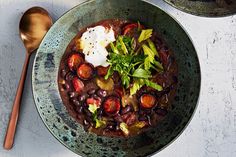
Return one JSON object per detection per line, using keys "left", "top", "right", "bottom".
{"left": 0, "top": 0, "right": 235, "bottom": 156}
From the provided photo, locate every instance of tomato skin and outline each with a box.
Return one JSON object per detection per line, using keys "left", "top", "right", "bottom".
{"left": 123, "top": 23, "right": 144, "bottom": 35}
{"left": 139, "top": 94, "right": 157, "bottom": 109}
{"left": 67, "top": 54, "right": 84, "bottom": 71}
{"left": 96, "top": 66, "right": 109, "bottom": 76}
{"left": 86, "top": 97, "right": 101, "bottom": 107}
{"left": 77, "top": 63, "right": 94, "bottom": 80}
{"left": 72, "top": 77, "right": 84, "bottom": 93}
{"left": 103, "top": 96, "right": 121, "bottom": 116}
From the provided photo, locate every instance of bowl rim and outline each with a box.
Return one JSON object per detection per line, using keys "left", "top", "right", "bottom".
{"left": 163, "top": 0, "right": 236, "bottom": 18}
{"left": 32, "top": 0, "right": 202, "bottom": 156}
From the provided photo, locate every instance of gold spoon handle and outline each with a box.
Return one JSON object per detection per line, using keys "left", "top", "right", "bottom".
{"left": 3, "top": 52, "right": 30, "bottom": 150}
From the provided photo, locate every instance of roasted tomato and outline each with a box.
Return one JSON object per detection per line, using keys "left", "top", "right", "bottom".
{"left": 77, "top": 63, "right": 94, "bottom": 80}
{"left": 86, "top": 97, "right": 101, "bottom": 107}
{"left": 67, "top": 53, "right": 84, "bottom": 71}
{"left": 139, "top": 94, "right": 157, "bottom": 109}
{"left": 123, "top": 23, "right": 144, "bottom": 36}
{"left": 72, "top": 77, "right": 84, "bottom": 93}
{"left": 96, "top": 66, "right": 109, "bottom": 76}
{"left": 103, "top": 96, "right": 121, "bottom": 116}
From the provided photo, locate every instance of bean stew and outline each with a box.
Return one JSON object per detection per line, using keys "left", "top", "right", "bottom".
{"left": 58, "top": 19, "right": 178, "bottom": 137}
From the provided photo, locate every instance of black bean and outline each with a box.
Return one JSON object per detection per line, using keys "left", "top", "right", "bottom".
{"left": 72, "top": 99, "right": 81, "bottom": 106}
{"left": 139, "top": 115, "right": 147, "bottom": 121}
{"left": 106, "top": 125, "right": 115, "bottom": 130}
{"left": 115, "top": 123, "right": 120, "bottom": 131}
{"left": 87, "top": 88, "right": 96, "bottom": 95}
{"left": 147, "top": 115, "right": 152, "bottom": 126}
{"left": 139, "top": 110, "right": 146, "bottom": 116}
{"left": 85, "top": 117, "right": 93, "bottom": 124}
{"left": 83, "top": 119, "right": 89, "bottom": 126}
{"left": 144, "top": 110, "right": 152, "bottom": 115}
{"left": 96, "top": 89, "right": 107, "bottom": 97}
{"left": 155, "top": 37, "right": 163, "bottom": 46}
{"left": 163, "top": 45, "right": 169, "bottom": 52}
{"left": 84, "top": 125, "right": 90, "bottom": 131}
{"left": 97, "top": 108, "right": 103, "bottom": 117}
{"left": 68, "top": 91, "right": 78, "bottom": 98}
{"left": 114, "top": 115, "right": 123, "bottom": 123}
{"left": 83, "top": 108, "right": 92, "bottom": 117}
{"left": 91, "top": 94, "right": 101, "bottom": 100}
{"left": 78, "top": 94, "right": 88, "bottom": 102}
{"left": 121, "top": 105, "right": 133, "bottom": 115}
{"left": 156, "top": 108, "right": 168, "bottom": 116}
{"left": 75, "top": 106, "right": 83, "bottom": 113}
{"left": 62, "top": 83, "right": 70, "bottom": 90}
{"left": 61, "top": 69, "right": 67, "bottom": 78}
{"left": 172, "top": 76, "right": 178, "bottom": 84}
{"left": 65, "top": 72, "right": 74, "bottom": 81}
{"left": 155, "top": 44, "right": 161, "bottom": 51}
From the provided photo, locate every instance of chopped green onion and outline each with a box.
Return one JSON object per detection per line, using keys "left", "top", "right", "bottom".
{"left": 144, "top": 79, "right": 163, "bottom": 91}
{"left": 118, "top": 36, "right": 128, "bottom": 54}
{"left": 120, "top": 122, "right": 129, "bottom": 136}
{"left": 132, "top": 68, "right": 151, "bottom": 79}
{"left": 95, "top": 119, "right": 106, "bottom": 128}
{"left": 110, "top": 42, "right": 119, "bottom": 54}
{"left": 138, "top": 29, "right": 153, "bottom": 43}
{"left": 147, "top": 39, "right": 159, "bottom": 57}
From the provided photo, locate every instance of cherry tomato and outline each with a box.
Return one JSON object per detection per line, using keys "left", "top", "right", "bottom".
{"left": 103, "top": 96, "right": 121, "bottom": 116}
{"left": 123, "top": 23, "right": 144, "bottom": 35}
{"left": 140, "top": 94, "right": 157, "bottom": 109}
{"left": 77, "top": 63, "right": 94, "bottom": 80}
{"left": 86, "top": 97, "right": 101, "bottom": 107}
{"left": 72, "top": 77, "right": 84, "bottom": 93}
{"left": 96, "top": 66, "right": 109, "bottom": 76}
{"left": 67, "top": 53, "right": 84, "bottom": 71}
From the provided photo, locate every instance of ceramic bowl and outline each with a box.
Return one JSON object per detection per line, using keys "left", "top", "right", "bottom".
{"left": 32, "top": 0, "right": 201, "bottom": 156}
{"left": 164, "top": 0, "right": 236, "bottom": 17}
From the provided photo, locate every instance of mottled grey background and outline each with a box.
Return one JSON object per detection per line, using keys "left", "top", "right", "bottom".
{"left": 0, "top": 0, "right": 236, "bottom": 157}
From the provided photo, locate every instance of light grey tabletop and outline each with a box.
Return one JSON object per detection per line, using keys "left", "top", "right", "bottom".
{"left": 0, "top": 0, "right": 236, "bottom": 157}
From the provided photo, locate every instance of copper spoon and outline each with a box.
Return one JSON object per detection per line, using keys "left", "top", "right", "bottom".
{"left": 3, "top": 6, "right": 53, "bottom": 150}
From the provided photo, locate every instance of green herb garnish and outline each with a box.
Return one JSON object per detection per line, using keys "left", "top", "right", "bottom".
{"left": 105, "top": 27, "right": 163, "bottom": 95}
{"left": 88, "top": 104, "right": 106, "bottom": 128}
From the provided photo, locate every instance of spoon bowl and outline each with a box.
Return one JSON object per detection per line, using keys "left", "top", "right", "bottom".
{"left": 3, "top": 6, "right": 52, "bottom": 150}
{"left": 19, "top": 7, "right": 52, "bottom": 53}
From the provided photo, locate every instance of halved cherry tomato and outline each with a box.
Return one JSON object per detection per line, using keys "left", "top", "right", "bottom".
{"left": 86, "top": 97, "right": 101, "bottom": 107}
{"left": 123, "top": 23, "right": 144, "bottom": 35}
{"left": 103, "top": 96, "right": 121, "bottom": 116}
{"left": 96, "top": 66, "right": 109, "bottom": 76}
{"left": 140, "top": 94, "right": 156, "bottom": 109}
{"left": 67, "top": 53, "right": 84, "bottom": 71}
{"left": 77, "top": 63, "right": 94, "bottom": 80}
{"left": 72, "top": 77, "right": 84, "bottom": 93}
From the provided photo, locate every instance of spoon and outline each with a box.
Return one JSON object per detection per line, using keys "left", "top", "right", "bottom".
{"left": 3, "top": 6, "right": 53, "bottom": 150}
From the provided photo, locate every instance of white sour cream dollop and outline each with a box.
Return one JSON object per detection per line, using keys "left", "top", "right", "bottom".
{"left": 80, "top": 26, "right": 115, "bottom": 66}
